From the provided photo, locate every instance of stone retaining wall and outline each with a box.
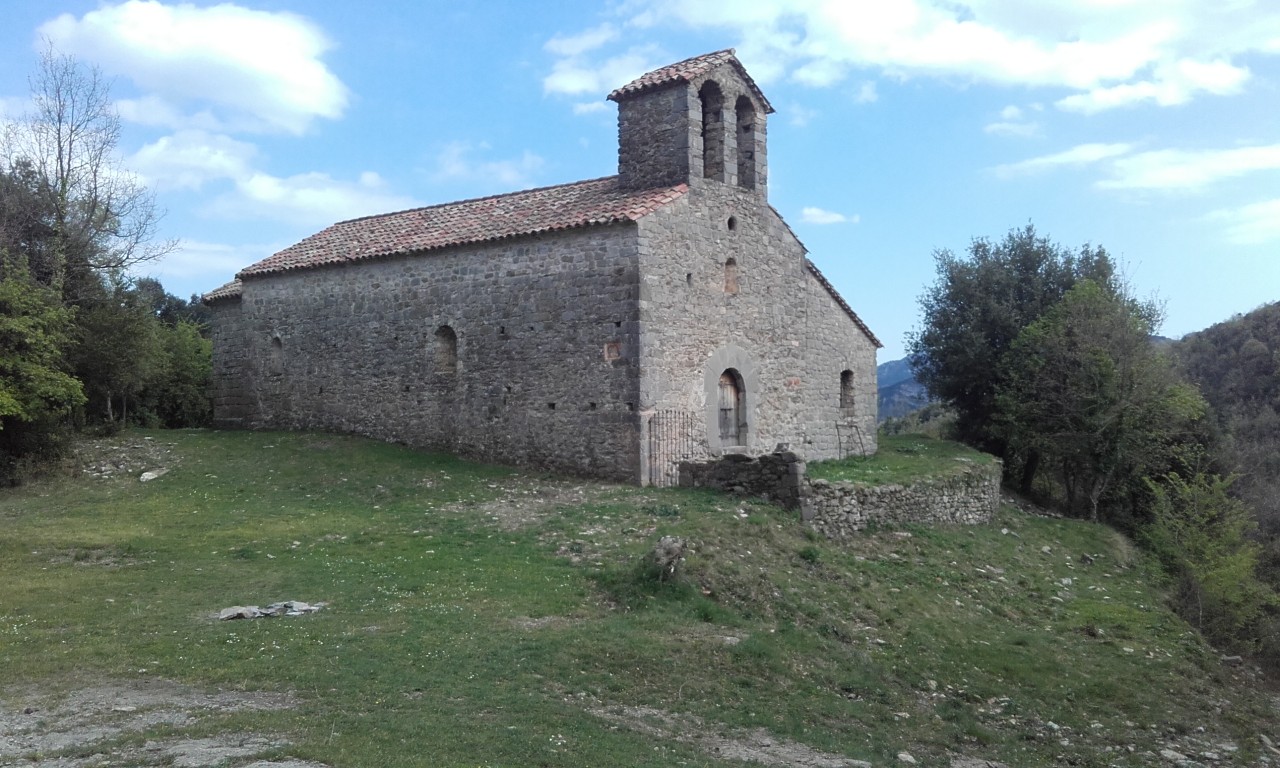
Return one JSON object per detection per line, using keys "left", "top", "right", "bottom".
{"left": 678, "top": 452, "right": 1001, "bottom": 536}
{"left": 804, "top": 460, "right": 1000, "bottom": 539}
{"left": 678, "top": 451, "right": 806, "bottom": 509}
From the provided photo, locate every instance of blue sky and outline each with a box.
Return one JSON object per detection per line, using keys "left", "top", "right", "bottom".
{"left": 2, "top": 1, "right": 1278, "bottom": 361}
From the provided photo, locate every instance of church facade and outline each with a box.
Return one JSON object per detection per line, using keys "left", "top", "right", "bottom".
{"left": 204, "top": 50, "right": 881, "bottom": 484}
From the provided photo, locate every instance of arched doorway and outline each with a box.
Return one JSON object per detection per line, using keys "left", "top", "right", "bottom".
{"left": 718, "top": 368, "right": 746, "bottom": 445}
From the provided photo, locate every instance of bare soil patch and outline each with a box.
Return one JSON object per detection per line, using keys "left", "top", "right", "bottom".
{"left": 585, "top": 700, "right": 871, "bottom": 767}
{"left": 0, "top": 679, "right": 326, "bottom": 767}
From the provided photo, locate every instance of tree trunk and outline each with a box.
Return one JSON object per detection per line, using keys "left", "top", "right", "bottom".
{"left": 1019, "top": 449, "right": 1040, "bottom": 495}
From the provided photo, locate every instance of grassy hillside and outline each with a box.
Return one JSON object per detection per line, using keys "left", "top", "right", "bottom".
{"left": 1, "top": 430, "right": 1275, "bottom": 767}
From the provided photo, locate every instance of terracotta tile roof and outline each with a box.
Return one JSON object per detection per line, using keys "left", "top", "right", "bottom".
{"left": 203, "top": 279, "right": 242, "bottom": 303}
{"left": 235, "top": 177, "right": 688, "bottom": 279}
{"left": 608, "top": 49, "right": 775, "bottom": 114}
{"left": 806, "top": 259, "right": 882, "bottom": 348}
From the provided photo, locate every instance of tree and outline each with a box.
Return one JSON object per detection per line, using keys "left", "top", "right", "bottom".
{"left": 1, "top": 46, "right": 174, "bottom": 301}
{"left": 907, "top": 224, "right": 1115, "bottom": 486}
{"left": 68, "top": 280, "right": 163, "bottom": 424}
{"left": 1142, "top": 471, "right": 1278, "bottom": 651}
{"left": 0, "top": 262, "right": 85, "bottom": 482}
{"left": 996, "top": 280, "right": 1205, "bottom": 523}
{"left": 137, "top": 319, "right": 212, "bottom": 428}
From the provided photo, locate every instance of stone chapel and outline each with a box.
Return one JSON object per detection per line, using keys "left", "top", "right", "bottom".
{"left": 204, "top": 49, "right": 881, "bottom": 484}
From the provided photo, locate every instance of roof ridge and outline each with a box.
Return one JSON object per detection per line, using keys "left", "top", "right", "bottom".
{"left": 332, "top": 175, "right": 622, "bottom": 226}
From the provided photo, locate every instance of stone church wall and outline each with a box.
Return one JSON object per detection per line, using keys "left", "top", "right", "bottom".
{"left": 214, "top": 225, "right": 645, "bottom": 481}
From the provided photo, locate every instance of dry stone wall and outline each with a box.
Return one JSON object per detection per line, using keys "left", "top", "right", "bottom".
{"left": 678, "top": 453, "right": 1000, "bottom": 535}
{"left": 804, "top": 461, "right": 1001, "bottom": 539}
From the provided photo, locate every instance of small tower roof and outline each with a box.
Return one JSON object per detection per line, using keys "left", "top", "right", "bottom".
{"left": 607, "top": 49, "right": 775, "bottom": 114}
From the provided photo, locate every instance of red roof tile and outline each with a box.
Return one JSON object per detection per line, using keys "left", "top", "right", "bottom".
{"left": 236, "top": 177, "right": 688, "bottom": 279}
{"left": 203, "top": 279, "right": 242, "bottom": 303}
{"left": 608, "top": 49, "right": 775, "bottom": 114}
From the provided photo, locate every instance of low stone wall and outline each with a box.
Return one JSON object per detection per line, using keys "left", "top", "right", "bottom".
{"left": 677, "top": 451, "right": 1001, "bottom": 537}
{"left": 805, "top": 461, "right": 1001, "bottom": 539}
{"left": 678, "top": 451, "right": 806, "bottom": 510}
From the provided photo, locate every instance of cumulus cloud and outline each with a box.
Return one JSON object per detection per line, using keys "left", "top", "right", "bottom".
{"left": 39, "top": 0, "right": 348, "bottom": 134}
{"left": 543, "top": 44, "right": 664, "bottom": 97}
{"left": 208, "top": 169, "right": 419, "bottom": 227}
{"left": 995, "top": 143, "right": 1134, "bottom": 177}
{"left": 546, "top": 1, "right": 1280, "bottom": 112}
{"left": 1209, "top": 198, "right": 1280, "bottom": 244}
{"left": 801, "top": 207, "right": 858, "bottom": 225}
{"left": 431, "top": 141, "right": 546, "bottom": 190}
{"left": 128, "top": 130, "right": 257, "bottom": 191}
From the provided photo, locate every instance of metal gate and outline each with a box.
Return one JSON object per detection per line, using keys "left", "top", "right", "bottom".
{"left": 646, "top": 410, "right": 702, "bottom": 487}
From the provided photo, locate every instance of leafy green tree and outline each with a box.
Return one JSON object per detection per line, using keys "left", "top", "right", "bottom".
{"left": 907, "top": 224, "right": 1115, "bottom": 488}
{"left": 1143, "top": 471, "right": 1278, "bottom": 651}
{"left": 139, "top": 319, "right": 212, "bottom": 427}
{"left": 0, "top": 264, "right": 85, "bottom": 481}
{"left": 996, "top": 280, "right": 1204, "bottom": 523}
{"left": 68, "top": 282, "right": 163, "bottom": 425}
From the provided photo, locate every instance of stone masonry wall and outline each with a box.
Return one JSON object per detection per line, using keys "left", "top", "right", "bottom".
{"left": 637, "top": 185, "right": 879, "bottom": 465}
{"left": 804, "top": 460, "right": 1001, "bottom": 539}
{"left": 223, "top": 225, "right": 644, "bottom": 481}
{"left": 678, "top": 452, "right": 807, "bottom": 510}
{"left": 631, "top": 61, "right": 878, "bottom": 470}
{"left": 678, "top": 453, "right": 1001, "bottom": 536}
{"left": 207, "top": 298, "right": 251, "bottom": 427}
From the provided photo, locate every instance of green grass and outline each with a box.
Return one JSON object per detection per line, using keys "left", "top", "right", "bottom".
{"left": 0, "top": 429, "right": 1273, "bottom": 767}
{"left": 808, "top": 433, "right": 997, "bottom": 485}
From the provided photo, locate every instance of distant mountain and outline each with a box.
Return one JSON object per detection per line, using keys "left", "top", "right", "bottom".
{"left": 877, "top": 356, "right": 932, "bottom": 422}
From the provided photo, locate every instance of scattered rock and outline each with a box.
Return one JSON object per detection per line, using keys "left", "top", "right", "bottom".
{"left": 139, "top": 467, "right": 170, "bottom": 482}
{"left": 648, "top": 536, "right": 686, "bottom": 581}
{"left": 219, "top": 601, "right": 325, "bottom": 620}
{"left": 897, "top": 752, "right": 917, "bottom": 764}
{"left": 950, "top": 759, "right": 1009, "bottom": 768}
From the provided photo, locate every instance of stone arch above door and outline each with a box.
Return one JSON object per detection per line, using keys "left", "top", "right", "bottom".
{"left": 703, "top": 345, "right": 758, "bottom": 453}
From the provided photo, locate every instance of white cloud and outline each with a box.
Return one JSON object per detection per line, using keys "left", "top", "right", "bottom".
{"left": 431, "top": 141, "right": 546, "bottom": 190}
{"left": 39, "top": 0, "right": 348, "bottom": 134}
{"left": 801, "top": 207, "right": 858, "bottom": 225}
{"left": 549, "top": 1, "right": 1280, "bottom": 112}
{"left": 545, "top": 23, "right": 618, "bottom": 57}
{"left": 572, "top": 101, "right": 608, "bottom": 115}
{"left": 138, "top": 238, "right": 271, "bottom": 286}
{"left": 1209, "top": 198, "right": 1280, "bottom": 244}
{"left": 543, "top": 44, "right": 664, "bottom": 97}
{"left": 1099, "top": 144, "right": 1280, "bottom": 190}
{"left": 999, "top": 105, "right": 1023, "bottom": 121}
{"left": 853, "top": 81, "right": 878, "bottom": 104}
{"left": 984, "top": 120, "right": 1040, "bottom": 138}
{"left": 788, "top": 104, "right": 818, "bottom": 127}
{"left": 128, "top": 130, "right": 257, "bottom": 191}
{"left": 995, "top": 143, "right": 1134, "bottom": 177}
{"left": 209, "top": 170, "right": 419, "bottom": 227}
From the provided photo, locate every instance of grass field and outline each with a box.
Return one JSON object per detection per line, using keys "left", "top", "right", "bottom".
{"left": 0, "top": 429, "right": 1274, "bottom": 767}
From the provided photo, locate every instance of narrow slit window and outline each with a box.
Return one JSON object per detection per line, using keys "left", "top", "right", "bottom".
{"left": 840, "top": 369, "right": 855, "bottom": 414}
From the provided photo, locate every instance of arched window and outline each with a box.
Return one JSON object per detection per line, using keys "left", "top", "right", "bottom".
{"left": 268, "top": 336, "right": 284, "bottom": 376}
{"left": 840, "top": 369, "right": 855, "bottom": 414}
{"left": 735, "top": 95, "right": 756, "bottom": 190}
{"left": 435, "top": 325, "right": 457, "bottom": 374}
{"left": 699, "top": 81, "right": 724, "bottom": 181}
{"left": 718, "top": 368, "right": 746, "bottom": 444}
{"left": 724, "top": 257, "right": 739, "bottom": 294}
